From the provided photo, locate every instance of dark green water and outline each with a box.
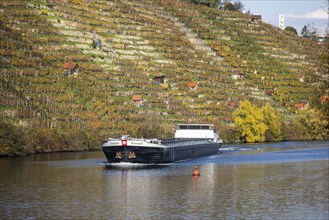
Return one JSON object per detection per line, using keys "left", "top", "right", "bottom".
{"left": 1, "top": 141, "right": 328, "bottom": 219}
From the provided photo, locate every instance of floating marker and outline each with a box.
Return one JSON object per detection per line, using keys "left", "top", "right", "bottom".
{"left": 192, "top": 165, "right": 200, "bottom": 176}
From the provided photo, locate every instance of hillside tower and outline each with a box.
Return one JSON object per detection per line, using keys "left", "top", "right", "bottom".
{"left": 279, "top": 14, "right": 284, "bottom": 30}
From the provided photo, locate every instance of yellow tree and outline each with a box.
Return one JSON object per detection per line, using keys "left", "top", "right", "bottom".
{"left": 262, "top": 103, "right": 282, "bottom": 140}
{"left": 233, "top": 100, "right": 268, "bottom": 142}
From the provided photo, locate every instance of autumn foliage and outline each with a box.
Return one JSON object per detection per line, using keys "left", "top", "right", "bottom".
{"left": 233, "top": 100, "right": 328, "bottom": 143}
{"left": 233, "top": 100, "right": 268, "bottom": 142}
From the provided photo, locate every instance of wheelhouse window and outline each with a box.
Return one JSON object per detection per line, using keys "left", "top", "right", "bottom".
{"left": 178, "top": 125, "right": 211, "bottom": 130}
{"left": 179, "top": 125, "right": 188, "bottom": 129}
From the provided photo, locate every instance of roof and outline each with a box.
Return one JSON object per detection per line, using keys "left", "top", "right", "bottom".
{"left": 153, "top": 75, "right": 165, "bottom": 79}
{"left": 178, "top": 124, "right": 213, "bottom": 126}
{"left": 132, "top": 95, "right": 142, "bottom": 101}
{"left": 320, "top": 96, "right": 329, "bottom": 103}
{"left": 63, "top": 62, "right": 78, "bottom": 69}
{"left": 295, "top": 103, "right": 304, "bottom": 109}
{"left": 233, "top": 69, "right": 244, "bottom": 75}
{"left": 188, "top": 82, "right": 197, "bottom": 88}
{"left": 228, "top": 100, "right": 235, "bottom": 106}
{"left": 252, "top": 15, "right": 262, "bottom": 20}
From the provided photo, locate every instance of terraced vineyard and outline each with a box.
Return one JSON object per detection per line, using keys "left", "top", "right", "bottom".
{"left": 0, "top": 0, "right": 322, "bottom": 143}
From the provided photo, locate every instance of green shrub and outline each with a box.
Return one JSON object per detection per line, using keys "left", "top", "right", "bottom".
{"left": 0, "top": 121, "right": 27, "bottom": 156}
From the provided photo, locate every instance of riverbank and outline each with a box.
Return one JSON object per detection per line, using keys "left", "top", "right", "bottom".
{"left": 0, "top": 121, "right": 101, "bottom": 157}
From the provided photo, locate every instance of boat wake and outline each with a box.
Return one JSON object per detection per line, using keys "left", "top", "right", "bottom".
{"left": 220, "top": 146, "right": 259, "bottom": 151}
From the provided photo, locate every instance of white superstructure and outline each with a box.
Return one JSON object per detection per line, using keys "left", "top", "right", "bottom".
{"left": 174, "top": 124, "right": 219, "bottom": 141}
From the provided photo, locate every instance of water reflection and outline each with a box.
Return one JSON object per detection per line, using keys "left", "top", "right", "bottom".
{"left": 103, "top": 162, "right": 171, "bottom": 170}
{"left": 99, "top": 155, "right": 328, "bottom": 219}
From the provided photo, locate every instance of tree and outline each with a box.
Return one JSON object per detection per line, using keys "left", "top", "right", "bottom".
{"left": 301, "top": 23, "right": 319, "bottom": 41}
{"left": 233, "top": 100, "right": 268, "bottom": 142}
{"left": 0, "top": 121, "right": 27, "bottom": 156}
{"left": 281, "top": 119, "right": 304, "bottom": 141}
{"left": 189, "top": 0, "right": 230, "bottom": 8}
{"left": 224, "top": 2, "right": 237, "bottom": 11}
{"left": 189, "top": 0, "right": 210, "bottom": 6}
{"left": 323, "top": 32, "right": 329, "bottom": 43}
{"left": 284, "top": 26, "right": 298, "bottom": 35}
{"left": 304, "top": 38, "right": 329, "bottom": 126}
{"left": 233, "top": 0, "right": 244, "bottom": 12}
{"left": 262, "top": 103, "right": 282, "bottom": 140}
{"left": 295, "top": 108, "right": 329, "bottom": 140}
{"left": 322, "top": 0, "right": 329, "bottom": 14}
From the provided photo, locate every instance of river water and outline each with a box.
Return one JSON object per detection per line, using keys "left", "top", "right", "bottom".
{"left": 0, "top": 141, "right": 328, "bottom": 219}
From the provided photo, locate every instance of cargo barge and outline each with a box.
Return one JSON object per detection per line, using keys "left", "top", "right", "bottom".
{"left": 102, "top": 124, "right": 223, "bottom": 164}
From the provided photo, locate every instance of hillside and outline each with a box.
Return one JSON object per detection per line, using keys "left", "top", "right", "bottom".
{"left": 0, "top": 0, "right": 324, "bottom": 149}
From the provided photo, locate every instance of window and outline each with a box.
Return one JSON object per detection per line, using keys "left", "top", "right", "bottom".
{"left": 179, "top": 125, "right": 188, "bottom": 129}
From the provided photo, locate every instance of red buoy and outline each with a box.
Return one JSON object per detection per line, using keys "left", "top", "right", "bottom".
{"left": 192, "top": 165, "right": 200, "bottom": 176}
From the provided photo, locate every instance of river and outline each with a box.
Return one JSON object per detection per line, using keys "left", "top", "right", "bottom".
{"left": 0, "top": 141, "right": 328, "bottom": 219}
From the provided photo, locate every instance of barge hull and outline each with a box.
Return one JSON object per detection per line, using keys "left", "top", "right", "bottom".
{"left": 102, "top": 142, "right": 222, "bottom": 164}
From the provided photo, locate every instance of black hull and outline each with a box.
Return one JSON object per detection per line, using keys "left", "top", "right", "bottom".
{"left": 102, "top": 143, "right": 222, "bottom": 164}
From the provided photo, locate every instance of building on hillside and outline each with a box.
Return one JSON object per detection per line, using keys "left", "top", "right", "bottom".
{"left": 231, "top": 70, "right": 244, "bottom": 80}
{"left": 153, "top": 75, "right": 166, "bottom": 84}
{"left": 297, "top": 74, "right": 304, "bottom": 82}
{"left": 295, "top": 102, "right": 308, "bottom": 110}
{"left": 228, "top": 100, "right": 235, "bottom": 107}
{"left": 132, "top": 95, "right": 143, "bottom": 108}
{"left": 251, "top": 15, "right": 262, "bottom": 23}
{"left": 188, "top": 82, "right": 198, "bottom": 91}
{"left": 266, "top": 89, "right": 275, "bottom": 96}
{"left": 294, "top": 103, "right": 304, "bottom": 110}
{"left": 320, "top": 95, "right": 329, "bottom": 104}
{"left": 46, "top": 3, "right": 55, "bottom": 9}
{"left": 63, "top": 62, "right": 78, "bottom": 76}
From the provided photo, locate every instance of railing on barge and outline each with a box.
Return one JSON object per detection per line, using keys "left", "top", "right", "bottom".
{"left": 161, "top": 139, "right": 212, "bottom": 148}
